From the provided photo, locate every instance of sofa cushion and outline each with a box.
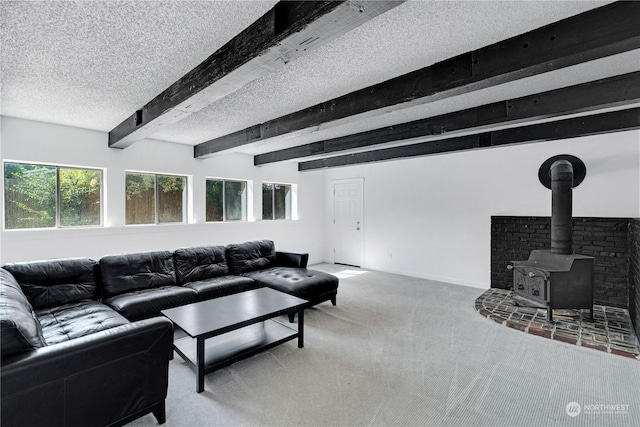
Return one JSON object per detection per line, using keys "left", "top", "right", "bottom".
{"left": 185, "top": 275, "right": 259, "bottom": 300}
{"left": 226, "top": 240, "right": 276, "bottom": 274}
{"left": 103, "top": 286, "right": 198, "bottom": 321}
{"left": 0, "top": 268, "right": 46, "bottom": 357}
{"left": 242, "top": 267, "right": 339, "bottom": 301}
{"left": 174, "top": 245, "right": 229, "bottom": 285}
{"left": 36, "top": 300, "right": 129, "bottom": 345}
{"left": 3, "top": 258, "right": 98, "bottom": 309}
{"left": 100, "top": 251, "right": 176, "bottom": 299}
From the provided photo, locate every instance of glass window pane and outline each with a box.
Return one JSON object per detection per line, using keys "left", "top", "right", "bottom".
{"left": 59, "top": 168, "right": 101, "bottom": 227}
{"left": 225, "top": 181, "right": 246, "bottom": 221}
{"left": 274, "top": 184, "right": 291, "bottom": 220}
{"left": 262, "top": 183, "right": 274, "bottom": 220}
{"left": 4, "top": 162, "right": 56, "bottom": 229}
{"left": 206, "top": 179, "right": 223, "bottom": 222}
{"left": 157, "top": 175, "right": 185, "bottom": 223}
{"left": 125, "top": 173, "right": 155, "bottom": 224}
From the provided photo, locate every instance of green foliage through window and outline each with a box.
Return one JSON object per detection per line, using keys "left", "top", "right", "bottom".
{"left": 206, "top": 179, "right": 246, "bottom": 222}
{"left": 125, "top": 172, "right": 186, "bottom": 224}
{"left": 59, "top": 168, "right": 101, "bottom": 226}
{"left": 4, "top": 162, "right": 102, "bottom": 229}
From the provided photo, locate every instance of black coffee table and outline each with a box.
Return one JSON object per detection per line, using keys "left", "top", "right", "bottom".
{"left": 161, "top": 288, "right": 307, "bottom": 393}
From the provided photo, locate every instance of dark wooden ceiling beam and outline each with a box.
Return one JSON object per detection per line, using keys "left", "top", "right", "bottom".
{"left": 297, "top": 107, "right": 640, "bottom": 170}
{"left": 108, "top": 1, "right": 404, "bottom": 149}
{"left": 195, "top": 1, "right": 640, "bottom": 158}
{"left": 255, "top": 72, "right": 640, "bottom": 165}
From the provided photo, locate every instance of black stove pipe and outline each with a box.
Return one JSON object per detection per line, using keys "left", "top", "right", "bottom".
{"left": 550, "top": 160, "right": 574, "bottom": 254}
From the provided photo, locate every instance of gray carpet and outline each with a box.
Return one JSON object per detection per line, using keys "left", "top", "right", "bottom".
{"left": 128, "top": 264, "right": 640, "bottom": 427}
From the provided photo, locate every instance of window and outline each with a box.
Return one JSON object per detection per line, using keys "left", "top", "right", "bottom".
{"left": 4, "top": 162, "right": 102, "bottom": 229}
{"left": 125, "top": 172, "right": 186, "bottom": 225}
{"left": 206, "top": 179, "right": 247, "bottom": 222}
{"left": 262, "top": 182, "right": 291, "bottom": 220}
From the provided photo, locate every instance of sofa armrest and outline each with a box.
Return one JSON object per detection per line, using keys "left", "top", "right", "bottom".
{"left": 1, "top": 316, "right": 173, "bottom": 427}
{"left": 275, "top": 251, "right": 309, "bottom": 269}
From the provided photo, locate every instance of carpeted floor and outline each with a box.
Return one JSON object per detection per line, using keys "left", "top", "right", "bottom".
{"left": 128, "top": 264, "right": 640, "bottom": 427}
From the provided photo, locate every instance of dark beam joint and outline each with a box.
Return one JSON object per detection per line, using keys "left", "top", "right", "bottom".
{"left": 274, "top": 1, "right": 333, "bottom": 36}
{"left": 197, "top": 1, "right": 640, "bottom": 158}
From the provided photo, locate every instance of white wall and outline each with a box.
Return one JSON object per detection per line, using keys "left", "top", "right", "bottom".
{"left": 323, "top": 130, "right": 640, "bottom": 289}
{"left": 0, "top": 116, "right": 325, "bottom": 264}
{"left": 3, "top": 116, "right": 639, "bottom": 291}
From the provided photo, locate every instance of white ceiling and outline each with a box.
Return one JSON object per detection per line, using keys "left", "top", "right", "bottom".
{"left": 2, "top": 0, "right": 638, "bottom": 158}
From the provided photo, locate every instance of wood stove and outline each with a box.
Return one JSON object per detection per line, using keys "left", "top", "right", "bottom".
{"left": 510, "top": 250, "right": 594, "bottom": 322}
{"left": 509, "top": 155, "right": 594, "bottom": 322}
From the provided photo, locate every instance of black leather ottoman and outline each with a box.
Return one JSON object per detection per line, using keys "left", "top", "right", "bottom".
{"left": 241, "top": 267, "right": 339, "bottom": 321}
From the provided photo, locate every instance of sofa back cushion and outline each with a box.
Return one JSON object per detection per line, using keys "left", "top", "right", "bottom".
{"left": 173, "top": 246, "right": 229, "bottom": 285}
{"left": 99, "top": 251, "right": 176, "bottom": 299}
{"left": 2, "top": 258, "right": 98, "bottom": 310}
{"left": 0, "top": 268, "right": 46, "bottom": 358}
{"left": 226, "top": 240, "right": 276, "bottom": 274}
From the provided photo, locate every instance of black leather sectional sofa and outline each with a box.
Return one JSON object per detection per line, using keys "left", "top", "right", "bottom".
{"left": 0, "top": 240, "right": 338, "bottom": 426}
{"left": 0, "top": 260, "right": 173, "bottom": 427}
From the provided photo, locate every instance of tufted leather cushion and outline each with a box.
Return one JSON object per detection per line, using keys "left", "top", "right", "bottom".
{"left": 103, "top": 286, "right": 197, "bottom": 321}
{"left": 242, "top": 267, "right": 339, "bottom": 301}
{"left": 226, "top": 240, "right": 276, "bottom": 274}
{"left": 174, "top": 245, "right": 229, "bottom": 285}
{"left": 184, "top": 275, "right": 259, "bottom": 300}
{"left": 36, "top": 300, "right": 129, "bottom": 345}
{"left": 0, "top": 268, "right": 46, "bottom": 357}
{"left": 3, "top": 258, "right": 98, "bottom": 310}
{"left": 99, "top": 251, "right": 176, "bottom": 299}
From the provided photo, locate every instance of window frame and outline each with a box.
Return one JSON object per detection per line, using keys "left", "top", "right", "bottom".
{"left": 3, "top": 160, "right": 104, "bottom": 230}
{"left": 205, "top": 177, "right": 248, "bottom": 222}
{"left": 262, "top": 181, "right": 292, "bottom": 221}
{"left": 125, "top": 171, "right": 188, "bottom": 225}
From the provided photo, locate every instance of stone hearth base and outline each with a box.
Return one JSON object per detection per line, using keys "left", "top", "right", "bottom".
{"left": 475, "top": 288, "right": 640, "bottom": 360}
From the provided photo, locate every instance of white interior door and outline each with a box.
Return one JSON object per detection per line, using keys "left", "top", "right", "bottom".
{"left": 333, "top": 179, "right": 363, "bottom": 267}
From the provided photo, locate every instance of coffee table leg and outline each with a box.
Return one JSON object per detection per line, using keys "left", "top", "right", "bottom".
{"left": 298, "top": 309, "right": 304, "bottom": 348}
{"left": 196, "top": 337, "right": 205, "bottom": 393}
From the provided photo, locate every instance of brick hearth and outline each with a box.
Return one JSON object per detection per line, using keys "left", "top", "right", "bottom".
{"left": 475, "top": 288, "right": 640, "bottom": 360}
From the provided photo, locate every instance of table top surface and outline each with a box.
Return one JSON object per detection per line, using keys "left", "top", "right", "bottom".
{"left": 161, "top": 288, "right": 307, "bottom": 337}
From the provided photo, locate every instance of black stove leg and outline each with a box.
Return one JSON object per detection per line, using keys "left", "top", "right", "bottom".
{"left": 547, "top": 307, "right": 553, "bottom": 323}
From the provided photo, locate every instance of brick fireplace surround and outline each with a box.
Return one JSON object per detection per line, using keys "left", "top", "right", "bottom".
{"left": 490, "top": 217, "right": 640, "bottom": 344}
{"left": 475, "top": 288, "right": 639, "bottom": 359}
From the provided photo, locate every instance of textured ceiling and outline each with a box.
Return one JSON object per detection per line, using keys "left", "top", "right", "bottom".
{"left": 1, "top": 0, "right": 636, "bottom": 158}
{"left": 1, "top": 0, "right": 278, "bottom": 130}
